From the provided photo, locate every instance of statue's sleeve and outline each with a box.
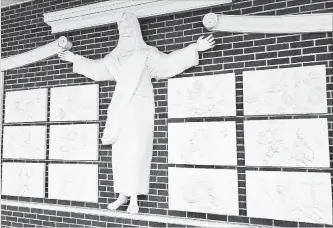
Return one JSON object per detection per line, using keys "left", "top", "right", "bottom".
{"left": 148, "top": 44, "right": 199, "bottom": 79}
{"left": 72, "top": 54, "right": 115, "bottom": 81}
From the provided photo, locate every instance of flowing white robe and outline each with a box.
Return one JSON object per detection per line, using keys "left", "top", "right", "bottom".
{"left": 72, "top": 44, "right": 199, "bottom": 196}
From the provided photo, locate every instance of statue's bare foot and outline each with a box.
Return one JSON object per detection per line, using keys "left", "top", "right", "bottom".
{"left": 126, "top": 203, "right": 139, "bottom": 214}
{"left": 107, "top": 195, "right": 128, "bottom": 210}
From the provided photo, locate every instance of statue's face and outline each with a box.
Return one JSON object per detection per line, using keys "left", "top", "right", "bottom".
{"left": 119, "top": 25, "right": 134, "bottom": 38}
{"left": 118, "top": 13, "right": 135, "bottom": 38}
{"left": 116, "top": 12, "right": 146, "bottom": 51}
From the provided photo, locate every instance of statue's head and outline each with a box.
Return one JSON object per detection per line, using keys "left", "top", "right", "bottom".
{"left": 117, "top": 12, "right": 140, "bottom": 37}
{"left": 116, "top": 12, "right": 147, "bottom": 50}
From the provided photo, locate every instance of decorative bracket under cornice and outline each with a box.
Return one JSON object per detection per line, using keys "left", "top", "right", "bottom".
{"left": 1, "top": 36, "right": 72, "bottom": 72}
{"left": 203, "top": 12, "right": 333, "bottom": 34}
{"left": 43, "top": 0, "right": 232, "bottom": 34}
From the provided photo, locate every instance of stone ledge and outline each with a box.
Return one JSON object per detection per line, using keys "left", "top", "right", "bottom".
{"left": 2, "top": 199, "right": 263, "bottom": 227}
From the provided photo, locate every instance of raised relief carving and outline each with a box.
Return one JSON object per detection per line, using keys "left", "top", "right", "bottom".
{"left": 49, "top": 124, "right": 99, "bottom": 160}
{"left": 168, "top": 74, "right": 236, "bottom": 118}
{"left": 246, "top": 171, "right": 333, "bottom": 224}
{"left": 169, "top": 168, "right": 239, "bottom": 215}
{"left": 168, "top": 122, "right": 237, "bottom": 165}
{"left": 3, "top": 126, "right": 47, "bottom": 159}
{"left": 2, "top": 163, "right": 45, "bottom": 198}
{"left": 4, "top": 88, "right": 48, "bottom": 123}
{"left": 245, "top": 119, "right": 330, "bottom": 168}
{"left": 50, "top": 84, "right": 99, "bottom": 121}
{"left": 182, "top": 177, "right": 218, "bottom": 212}
{"left": 48, "top": 164, "right": 98, "bottom": 202}
{"left": 243, "top": 65, "right": 327, "bottom": 115}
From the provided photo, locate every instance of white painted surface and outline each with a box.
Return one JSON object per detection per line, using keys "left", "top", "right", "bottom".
{"left": 2, "top": 200, "right": 258, "bottom": 228}
{"left": 4, "top": 88, "right": 48, "bottom": 123}
{"left": 169, "top": 168, "right": 239, "bottom": 215}
{"left": 246, "top": 171, "right": 333, "bottom": 225}
{"left": 3, "top": 126, "right": 47, "bottom": 159}
{"left": 49, "top": 124, "right": 99, "bottom": 160}
{"left": 168, "top": 74, "right": 236, "bottom": 118}
{"left": 244, "top": 119, "right": 330, "bottom": 168}
{"left": 48, "top": 164, "right": 98, "bottom": 202}
{"left": 1, "top": 36, "right": 71, "bottom": 71}
{"left": 168, "top": 121, "right": 237, "bottom": 165}
{"left": 50, "top": 84, "right": 99, "bottom": 121}
{"left": 43, "top": 0, "right": 231, "bottom": 33}
{"left": 0, "top": 73, "right": 4, "bottom": 190}
{"left": 1, "top": 163, "right": 45, "bottom": 198}
{"left": 243, "top": 65, "right": 327, "bottom": 115}
{"left": 203, "top": 13, "right": 333, "bottom": 33}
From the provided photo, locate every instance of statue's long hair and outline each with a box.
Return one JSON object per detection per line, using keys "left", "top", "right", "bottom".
{"left": 112, "top": 12, "right": 149, "bottom": 57}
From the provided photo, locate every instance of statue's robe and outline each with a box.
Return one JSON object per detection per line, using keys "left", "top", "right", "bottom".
{"left": 72, "top": 44, "right": 198, "bottom": 196}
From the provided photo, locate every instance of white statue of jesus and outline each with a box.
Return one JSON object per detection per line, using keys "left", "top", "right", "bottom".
{"left": 58, "top": 12, "right": 215, "bottom": 214}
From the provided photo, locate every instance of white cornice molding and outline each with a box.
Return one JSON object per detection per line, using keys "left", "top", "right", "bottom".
{"left": 203, "top": 12, "right": 333, "bottom": 33}
{"left": 1, "top": 36, "right": 72, "bottom": 72}
{"left": 43, "top": 0, "right": 232, "bottom": 34}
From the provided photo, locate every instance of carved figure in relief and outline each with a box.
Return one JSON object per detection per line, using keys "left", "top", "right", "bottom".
{"left": 291, "top": 128, "right": 315, "bottom": 166}
{"left": 58, "top": 12, "right": 215, "bottom": 214}
{"left": 18, "top": 168, "right": 33, "bottom": 196}
{"left": 246, "top": 70, "right": 326, "bottom": 115}
{"left": 58, "top": 178, "right": 77, "bottom": 200}
{"left": 264, "top": 180, "right": 326, "bottom": 223}
{"left": 182, "top": 174, "right": 218, "bottom": 211}
{"left": 256, "top": 123, "right": 285, "bottom": 164}
{"left": 182, "top": 127, "right": 228, "bottom": 164}
{"left": 186, "top": 79, "right": 226, "bottom": 116}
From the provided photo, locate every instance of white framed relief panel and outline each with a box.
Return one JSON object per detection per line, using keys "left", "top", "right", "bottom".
{"left": 50, "top": 84, "right": 99, "bottom": 121}
{"left": 49, "top": 124, "right": 99, "bottom": 160}
{"left": 4, "top": 88, "right": 48, "bottom": 123}
{"left": 168, "top": 74, "right": 236, "bottom": 118}
{"left": 243, "top": 65, "right": 327, "bottom": 115}
{"left": 48, "top": 164, "right": 98, "bottom": 202}
{"left": 1, "top": 163, "right": 45, "bottom": 198}
{"left": 3, "top": 125, "right": 47, "bottom": 159}
{"left": 168, "top": 121, "right": 237, "bottom": 165}
{"left": 244, "top": 118, "right": 330, "bottom": 168}
{"left": 0, "top": 73, "right": 3, "bottom": 193}
{"left": 246, "top": 171, "right": 333, "bottom": 224}
{"left": 169, "top": 168, "right": 239, "bottom": 215}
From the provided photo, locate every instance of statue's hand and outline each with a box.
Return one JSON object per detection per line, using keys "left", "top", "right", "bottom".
{"left": 58, "top": 51, "right": 75, "bottom": 62}
{"left": 195, "top": 34, "right": 215, "bottom": 52}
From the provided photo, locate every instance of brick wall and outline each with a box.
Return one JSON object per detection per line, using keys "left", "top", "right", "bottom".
{"left": 1, "top": 204, "right": 189, "bottom": 227}
{"left": 1, "top": 0, "right": 333, "bottom": 227}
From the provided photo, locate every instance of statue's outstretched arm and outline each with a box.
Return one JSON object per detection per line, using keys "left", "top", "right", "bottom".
{"left": 58, "top": 51, "right": 115, "bottom": 81}
{"left": 149, "top": 35, "right": 215, "bottom": 79}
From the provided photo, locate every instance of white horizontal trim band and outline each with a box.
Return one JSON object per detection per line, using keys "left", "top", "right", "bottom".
{"left": 1, "top": 200, "right": 261, "bottom": 227}
{"left": 203, "top": 13, "right": 333, "bottom": 34}
{"left": 43, "top": 0, "right": 232, "bottom": 34}
{"left": 1, "top": 36, "right": 72, "bottom": 72}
